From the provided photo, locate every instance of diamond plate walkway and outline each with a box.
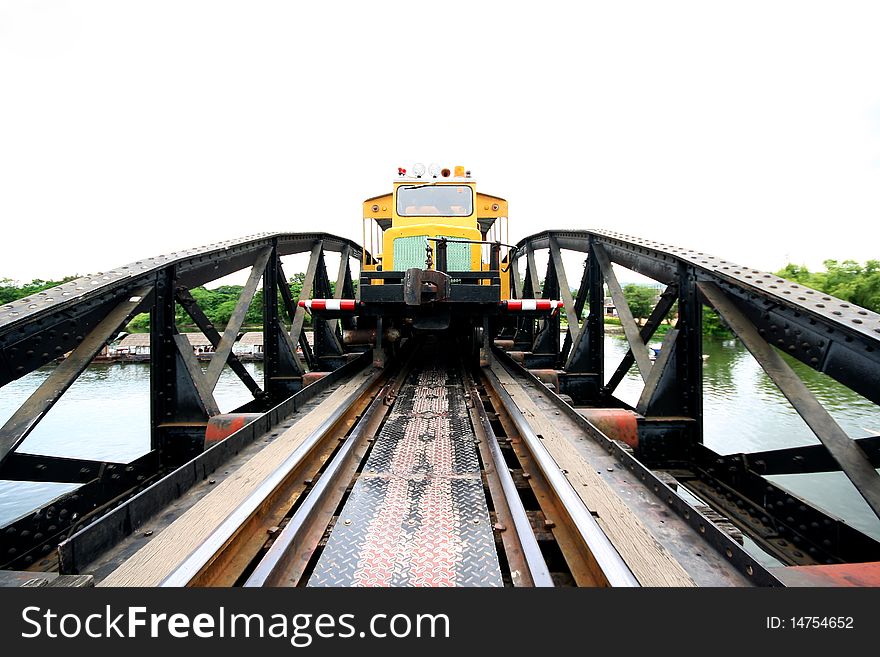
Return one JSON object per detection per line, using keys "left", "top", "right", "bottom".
{"left": 309, "top": 354, "right": 502, "bottom": 587}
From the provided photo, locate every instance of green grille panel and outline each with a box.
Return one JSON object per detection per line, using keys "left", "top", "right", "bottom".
{"left": 446, "top": 240, "right": 471, "bottom": 271}
{"left": 392, "top": 235, "right": 471, "bottom": 271}
{"left": 393, "top": 235, "right": 428, "bottom": 271}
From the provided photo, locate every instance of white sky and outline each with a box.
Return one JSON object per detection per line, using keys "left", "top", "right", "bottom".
{"left": 1, "top": 1, "right": 879, "bottom": 284}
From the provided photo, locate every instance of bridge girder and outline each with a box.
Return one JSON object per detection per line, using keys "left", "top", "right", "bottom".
{"left": 2, "top": 227, "right": 880, "bottom": 576}
{"left": 0, "top": 233, "right": 364, "bottom": 570}
{"left": 503, "top": 229, "right": 880, "bottom": 568}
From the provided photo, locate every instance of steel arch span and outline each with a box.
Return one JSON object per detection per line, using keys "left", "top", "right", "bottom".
{"left": 0, "top": 228, "right": 878, "bottom": 583}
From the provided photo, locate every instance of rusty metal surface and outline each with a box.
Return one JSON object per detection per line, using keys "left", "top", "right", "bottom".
{"left": 514, "top": 229, "right": 880, "bottom": 406}
{"left": 403, "top": 268, "right": 451, "bottom": 306}
{"left": 482, "top": 366, "right": 639, "bottom": 588}
{"left": 67, "top": 362, "right": 371, "bottom": 581}
{"left": 309, "top": 357, "right": 502, "bottom": 587}
{"left": 772, "top": 561, "right": 880, "bottom": 587}
{"left": 159, "top": 370, "right": 382, "bottom": 586}
{"left": 465, "top": 373, "right": 554, "bottom": 587}
{"left": 204, "top": 414, "right": 263, "bottom": 449}
{"left": 578, "top": 409, "right": 640, "bottom": 450}
{"left": 244, "top": 387, "right": 396, "bottom": 587}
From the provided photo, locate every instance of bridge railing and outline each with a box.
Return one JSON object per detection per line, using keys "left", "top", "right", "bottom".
{"left": 0, "top": 232, "right": 366, "bottom": 569}
{"left": 504, "top": 229, "right": 880, "bottom": 567}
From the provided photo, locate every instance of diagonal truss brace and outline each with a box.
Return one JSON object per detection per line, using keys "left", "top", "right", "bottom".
{"left": 277, "top": 262, "right": 310, "bottom": 373}
{"left": 329, "top": 244, "right": 352, "bottom": 337}
{"left": 0, "top": 286, "right": 153, "bottom": 468}
{"left": 636, "top": 327, "right": 679, "bottom": 415}
{"left": 525, "top": 243, "right": 541, "bottom": 298}
{"left": 549, "top": 236, "right": 580, "bottom": 345}
{"left": 289, "top": 242, "right": 324, "bottom": 366}
{"left": 173, "top": 334, "right": 221, "bottom": 416}
{"left": 592, "top": 242, "right": 653, "bottom": 381}
{"left": 605, "top": 285, "right": 678, "bottom": 395}
{"left": 204, "top": 248, "right": 273, "bottom": 390}
{"left": 561, "top": 260, "right": 590, "bottom": 366}
{"left": 699, "top": 281, "right": 880, "bottom": 520}
{"left": 175, "top": 287, "right": 263, "bottom": 399}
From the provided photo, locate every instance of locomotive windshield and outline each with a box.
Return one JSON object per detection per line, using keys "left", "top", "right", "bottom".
{"left": 396, "top": 184, "right": 474, "bottom": 217}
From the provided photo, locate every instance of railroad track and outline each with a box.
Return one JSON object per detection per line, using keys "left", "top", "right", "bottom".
{"left": 141, "top": 338, "right": 638, "bottom": 587}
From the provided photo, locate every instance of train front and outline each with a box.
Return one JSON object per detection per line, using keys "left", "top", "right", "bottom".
{"left": 302, "top": 163, "right": 559, "bottom": 365}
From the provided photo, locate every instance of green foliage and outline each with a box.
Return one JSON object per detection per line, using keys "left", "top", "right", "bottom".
{"left": 777, "top": 260, "right": 880, "bottom": 313}
{"left": 0, "top": 276, "right": 78, "bottom": 304}
{"left": 128, "top": 313, "right": 151, "bottom": 331}
{"left": 702, "top": 307, "right": 732, "bottom": 337}
{"left": 622, "top": 284, "right": 657, "bottom": 324}
{"left": 91, "top": 272, "right": 316, "bottom": 334}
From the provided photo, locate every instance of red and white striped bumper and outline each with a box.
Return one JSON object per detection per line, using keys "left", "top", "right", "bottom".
{"left": 499, "top": 299, "right": 564, "bottom": 315}
{"left": 298, "top": 299, "right": 361, "bottom": 313}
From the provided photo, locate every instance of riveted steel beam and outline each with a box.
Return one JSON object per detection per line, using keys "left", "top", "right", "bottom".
{"left": 0, "top": 285, "right": 151, "bottom": 468}
{"left": 204, "top": 248, "right": 272, "bottom": 390}
{"left": 175, "top": 287, "right": 263, "bottom": 399}
{"left": 592, "top": 242, "right": 653, "bottom": 381}
{"left": 276, "top": 261, "right": 311, "bottom": 373}
{"left": 604, "top": 285, "right": 677, "bottom": 395}
{"left": 699, "top": 281, "right": 880, "bottom": 520}
{"left": 514, "top": 229, "right": 880, "bottom": 404}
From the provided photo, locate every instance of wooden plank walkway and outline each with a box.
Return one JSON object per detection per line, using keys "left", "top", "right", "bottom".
{"left": 491, "top": 363, "right": 695, "bottom": 587}
{"left": 100, "top": 373, "right": 369, "bottom": 587}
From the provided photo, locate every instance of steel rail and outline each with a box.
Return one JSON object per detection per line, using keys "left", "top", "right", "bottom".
{"left": 244, "top": 356, "right": 417, "bottom": 587}
{"left": 481, "top": 366, "right": 640, "bottom": 587}
{"left": 244, "top": 385, "right": 391, "bottom": 586}
{"left": 492, "top": 346, "right": 783, "bottom": 586}
{"left": 158, "top": 368, "right": 383, "bottom": 587}
{"left": 464, "top": 370, "right": 554, "bottom": 587}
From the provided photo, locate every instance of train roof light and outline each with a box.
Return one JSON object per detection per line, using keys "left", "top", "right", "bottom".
{"left": 397, "top": 167, "right": 406, "bottom": 176}
{"left": 454, "top": 165, "right": 465, "bottom": 178}
{"left": 428, "top": 163, "right": 441, "bottom": 178}
{"left": 413, "top": 162, "right": 426, "bottom": 178}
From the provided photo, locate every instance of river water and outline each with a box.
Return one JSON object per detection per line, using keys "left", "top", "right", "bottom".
{"left": 2, "top": 336, "right": 879, "bottom": 547}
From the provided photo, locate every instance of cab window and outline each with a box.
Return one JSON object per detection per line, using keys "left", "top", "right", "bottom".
{"left": 396, "top": 184, "right": 474, "bottom": 217}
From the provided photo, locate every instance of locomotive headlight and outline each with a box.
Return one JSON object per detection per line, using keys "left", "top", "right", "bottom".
{"left": 413, "top": 162, "right": 426, "bottom": 178}
{"left": 428, "top": 163, "right": 441, "bottom": 178}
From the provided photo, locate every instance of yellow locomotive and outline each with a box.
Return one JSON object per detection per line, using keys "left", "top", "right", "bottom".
{"left": 362, "top": 163, "right": 510, "bottom": 298}
{"left": 303, "top": 163, "right": 561, "bottom": 363}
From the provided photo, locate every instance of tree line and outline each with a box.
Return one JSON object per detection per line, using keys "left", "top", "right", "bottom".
{"left": 0, "top": 276, "right": 78, "bottom": 304}
{"left": 127, "top": 273, "right": 314, "bottom": 332}
{"left": 776, "top": 260, "right": 880, "bottom": 313}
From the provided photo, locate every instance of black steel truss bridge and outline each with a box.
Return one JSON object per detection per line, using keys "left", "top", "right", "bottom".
{"left": 1, "top": 229, "right": 878, "bottom": 587}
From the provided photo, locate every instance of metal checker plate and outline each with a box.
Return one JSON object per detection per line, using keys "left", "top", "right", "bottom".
{"left": 309, "top": 477, "right": 500, "bottom": 587}
{"left": 309, "top": 361, "right": 502, "bottom": 587}
{"left": 405, "top": 363, "right": 459, "bottom": 387}
{"left": 391, "top": 384, "right": 468, "bottom": 419}
{"left": 364, "top": 415, "right": 479, "bottom": 476}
